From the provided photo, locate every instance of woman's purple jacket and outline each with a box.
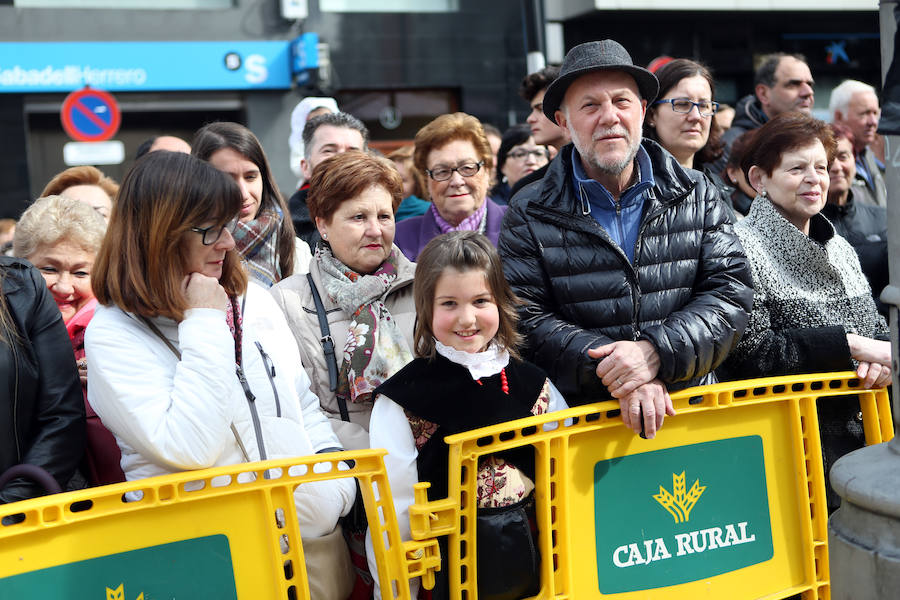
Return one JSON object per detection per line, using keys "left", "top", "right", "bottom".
{"left": 393, "top": 198, "right": 508, "bottom": 261}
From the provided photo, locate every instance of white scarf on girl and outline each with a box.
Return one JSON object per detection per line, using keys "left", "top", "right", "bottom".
{"left": 434, "top": 339, "right": 509, "bottom": 380}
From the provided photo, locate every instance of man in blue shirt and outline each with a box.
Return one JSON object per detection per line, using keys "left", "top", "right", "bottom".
{"left": 499, "top": 39, "right": 753, "bottom": 438}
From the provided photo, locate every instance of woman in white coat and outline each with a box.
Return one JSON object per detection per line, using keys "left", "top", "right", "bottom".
{"left": 85, "top": 151, "right": 356, "bottom": 600}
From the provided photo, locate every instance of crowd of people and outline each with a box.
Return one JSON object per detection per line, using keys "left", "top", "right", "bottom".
{"left": 0, "top": 36, "right": 892, "bottom": 599}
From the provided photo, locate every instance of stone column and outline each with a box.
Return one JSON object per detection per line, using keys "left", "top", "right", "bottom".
{"left": 829, "top": 3, "right": 900, "bottom": 598}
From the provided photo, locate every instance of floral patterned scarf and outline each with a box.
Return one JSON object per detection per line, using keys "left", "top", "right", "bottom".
{"left": 316, "top": 243, "right": 413, "bottom": 405}
{"left": 232, "top": 204, "right": 283, "bottom": 287}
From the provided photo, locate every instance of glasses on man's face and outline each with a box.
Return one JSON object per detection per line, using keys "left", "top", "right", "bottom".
{"left": 425, "top": 161, "right": 484, "bottom": 182}
{"left": 507, "top": 149, "right": 547, "bottom": 161}
{"left": 190, "top": 216, "right": 239, "bottom": 246}
{"left": 654, "top": 98, "right": 719, "bottom": 117}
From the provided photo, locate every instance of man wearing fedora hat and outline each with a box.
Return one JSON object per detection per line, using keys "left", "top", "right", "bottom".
{"left": 499, "top": 39, "right": 753, "bottom": 438}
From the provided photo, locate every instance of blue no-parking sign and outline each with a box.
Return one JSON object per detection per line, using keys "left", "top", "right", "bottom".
{"left": 60, "top": 87, "right": 121, "bottom": 142}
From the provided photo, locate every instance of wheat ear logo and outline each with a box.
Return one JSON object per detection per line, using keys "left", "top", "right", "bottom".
{"left": 105, "top": 583, "right": 144, "bottom": 600}
{"left": 654, "top": 471, "right": 706, "bottom": 523}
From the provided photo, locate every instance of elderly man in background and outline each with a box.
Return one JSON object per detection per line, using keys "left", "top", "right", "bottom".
{"left": 830, "top": 79, "right": 886, "bottom": 207}
{"left": 287, "top": 111, "right": 369, "bottom": 246}
{"left": 499, "top": 39, "right": 753, "bottom": 438}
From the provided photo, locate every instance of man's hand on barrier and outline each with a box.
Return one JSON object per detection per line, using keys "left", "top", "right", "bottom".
{"left": 590, "top": 340, "right": 660, "bottom": 399}
{"left": 618, "top": 379, "right": 675, "bottom": 439}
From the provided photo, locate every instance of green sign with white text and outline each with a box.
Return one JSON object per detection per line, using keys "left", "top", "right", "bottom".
{"left": 594, "top": 436, "right": 773, "bottom": 593}
{"left": 0, "top": 534, "right": 238, "bottom": 598}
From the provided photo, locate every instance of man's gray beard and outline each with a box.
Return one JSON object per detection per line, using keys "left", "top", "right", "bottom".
{"left": 570, "top": 127, "right": 641, "bottom": 177}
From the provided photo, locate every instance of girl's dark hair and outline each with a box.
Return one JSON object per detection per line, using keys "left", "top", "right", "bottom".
{"left": 413, "top": 231, "right": 522, "bottom": 360}
{"left": 192, "top": 121, "right": 295, "bottom": 280}
{"left": 643, "top": 58, "right": 723, "bottom": 168}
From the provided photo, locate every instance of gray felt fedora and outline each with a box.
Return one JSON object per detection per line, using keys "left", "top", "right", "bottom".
{"left": 542, "top": 39, "right": 659, "bottom": 123}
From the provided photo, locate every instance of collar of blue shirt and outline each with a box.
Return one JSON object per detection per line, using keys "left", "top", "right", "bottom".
{"left": 571, "top": 143, "right": 655, "bottom": 212}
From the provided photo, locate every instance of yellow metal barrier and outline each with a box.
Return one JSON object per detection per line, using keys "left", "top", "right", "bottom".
{"left": 407, "top": 371, "right": 893, "bottom": 600}
{"left": 0, "top": 449, "right": 420, "bottom": 600}
{"left": 0, "top": 373, "right": 892, "bottom": 599}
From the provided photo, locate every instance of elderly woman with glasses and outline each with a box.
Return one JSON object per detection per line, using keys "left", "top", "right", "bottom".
{"left": 394, "top": 112, "right": 506, "bottom": 261}
{"left": 643, "top": 59, "right": 725, "bottom": 181}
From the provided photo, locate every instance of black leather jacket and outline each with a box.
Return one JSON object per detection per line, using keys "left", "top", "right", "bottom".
{"left": 0, "top": 258, "right": 84, "bottom": 503}
{"left": 499, "top": 140, "right": 754, "bottom": 405}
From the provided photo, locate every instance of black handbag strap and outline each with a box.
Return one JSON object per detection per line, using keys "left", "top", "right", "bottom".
{"left": 306, "top": 273, "right": 349, "bottom": 422}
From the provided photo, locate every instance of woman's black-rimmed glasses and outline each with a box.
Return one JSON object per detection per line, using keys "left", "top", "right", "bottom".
{"left": 190, "top": 216, "right": 239, "bottom": 245}
{"left": 425, "top": 161, "right": 484, "bottom": 182}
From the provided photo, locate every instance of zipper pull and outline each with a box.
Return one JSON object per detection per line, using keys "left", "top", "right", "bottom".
{"left": 236, "top": 366, "right": 256, "bottom": 402}
{"left": 255, "top": 341, "right": 275, "bottom": 377}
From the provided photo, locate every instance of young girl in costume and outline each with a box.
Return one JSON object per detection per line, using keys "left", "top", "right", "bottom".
{"left": 366, "top": 231, "right": 568, "bottom": 600}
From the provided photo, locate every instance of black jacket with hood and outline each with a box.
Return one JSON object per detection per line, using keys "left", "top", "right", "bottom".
{"left": 498, "top": 140, "right": 753, "bottom": 406}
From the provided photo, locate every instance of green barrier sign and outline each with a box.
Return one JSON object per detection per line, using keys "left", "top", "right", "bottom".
{"left": 594, "top": 435, "right": 773, "bottom": 593}
{"left": 0, "top": 534, "right": 238, "bottom": 598}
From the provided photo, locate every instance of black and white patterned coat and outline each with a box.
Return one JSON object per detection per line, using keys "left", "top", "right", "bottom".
{"left": 720, "top": 196, "right": 888, "bottom": 380}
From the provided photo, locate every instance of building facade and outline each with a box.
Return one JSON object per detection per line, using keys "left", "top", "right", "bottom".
{"left": 0, "top": 0, "right": 881, "bottom": 218}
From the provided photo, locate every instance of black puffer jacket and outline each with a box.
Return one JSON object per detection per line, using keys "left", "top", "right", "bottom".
{"left": 499, "top": 140, "right": 754, "bottom": 405}
{"left": 0, "top": 258, "right": 85, "bottom": 503}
